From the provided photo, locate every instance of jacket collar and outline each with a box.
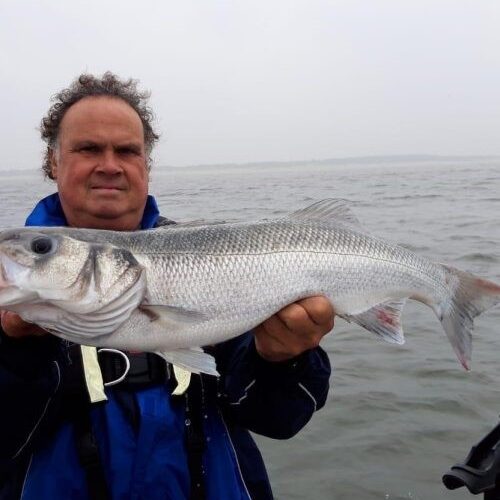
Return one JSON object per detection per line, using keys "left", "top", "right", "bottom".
{"left": 25, "top": 192, "right": 160, "bottom": 229}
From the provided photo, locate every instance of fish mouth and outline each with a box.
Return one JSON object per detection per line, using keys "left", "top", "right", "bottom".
{"left": 0, "top": 260, "right": 7, "bottom": 288}
{"left": 0, "top": 256, "right": 37, "bottom": 306}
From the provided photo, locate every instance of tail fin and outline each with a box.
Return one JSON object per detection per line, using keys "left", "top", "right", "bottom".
{"left": 438, "top": 265, "right": 500, "bottom": 370}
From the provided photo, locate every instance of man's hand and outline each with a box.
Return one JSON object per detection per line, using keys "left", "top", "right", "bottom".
{"left": 1, "top": 311, "right": 47, "bottom": 338}
{"left": 254, "top": 296, "right": 334, "bottom": 362}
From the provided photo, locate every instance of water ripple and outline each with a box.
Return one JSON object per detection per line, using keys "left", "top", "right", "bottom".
{"left": 456, "top": 253, "right": 499, "bottom": 263}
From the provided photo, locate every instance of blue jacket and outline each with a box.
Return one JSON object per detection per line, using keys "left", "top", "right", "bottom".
{"left": 0, "top": 194, "right": 331, "bottom": 499}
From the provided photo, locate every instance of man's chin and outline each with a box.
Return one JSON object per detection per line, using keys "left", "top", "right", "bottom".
{"left": 77, "top": 211, "right": 139, "bottom": 230}
{"left": 87, "top": 202, "right": 132, "bottom": 222}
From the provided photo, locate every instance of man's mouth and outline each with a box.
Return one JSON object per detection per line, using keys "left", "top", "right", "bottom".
{"left": 91, "top": 186, "right": 125, "bottom": 192}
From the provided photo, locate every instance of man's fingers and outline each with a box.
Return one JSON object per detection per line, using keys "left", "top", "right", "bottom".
{"left": 261, "top": 309, "right": 323, "bottom": 351}
{"left": 1, "top": 311, "right": 47, "bottom": 338}
{"left": 295, "top": 296, "right": 335, "bottom": 328}
{"left": 254, "top": 296, "right": 335, "bottom": 362}
{"left": 277, "top": 298, "right": 334, "bottom": 333}
{"left": 254, "top": 320, "right": 308, "bottom": 361}
{"left": 276, "top": 303, "right": 312, "bottom": 332}
{"left": 258, "top": 314, "right": 292, "bottom": 341}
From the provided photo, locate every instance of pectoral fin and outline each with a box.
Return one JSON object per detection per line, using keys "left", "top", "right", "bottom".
{"left": 140, "top": 305, "right": 207, "bottom": 325}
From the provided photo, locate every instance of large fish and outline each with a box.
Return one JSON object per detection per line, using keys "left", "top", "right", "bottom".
{"left": 0, "top": 199, "right": 498, "bottom": 374}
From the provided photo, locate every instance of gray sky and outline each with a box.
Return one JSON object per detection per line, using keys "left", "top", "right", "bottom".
{"left": 1, "top": 0, "right": 499, "bottom": 169}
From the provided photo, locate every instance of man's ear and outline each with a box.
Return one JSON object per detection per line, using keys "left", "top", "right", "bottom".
{"left": 49, "top": 148, "right": 58, "bottom": 179}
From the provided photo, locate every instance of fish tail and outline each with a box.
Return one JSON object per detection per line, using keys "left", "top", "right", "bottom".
{"left": 437, "top": 265, "right": 500, "bottom": 370}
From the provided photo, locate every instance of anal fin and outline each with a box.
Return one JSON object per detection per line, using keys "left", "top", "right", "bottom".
{"left": 343, "top": 299, "right": 407, "bottom": 344}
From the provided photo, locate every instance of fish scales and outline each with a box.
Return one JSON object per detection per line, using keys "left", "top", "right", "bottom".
{"left": 116, "top": 221, "right": 447, "bottom": 346}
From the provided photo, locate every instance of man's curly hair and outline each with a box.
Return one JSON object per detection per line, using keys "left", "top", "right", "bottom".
{"left": 40, "top": 72, "right": 160, "bottom": 179}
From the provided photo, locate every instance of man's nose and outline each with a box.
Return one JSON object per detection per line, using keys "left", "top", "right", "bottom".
{"left": 97, "top": 150, "right": 123, "bottom": 174}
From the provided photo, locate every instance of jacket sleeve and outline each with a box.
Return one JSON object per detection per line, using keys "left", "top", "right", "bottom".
{"left": 0, "top": 329, "right": 62, "bottom": 467}
{"left": 213, "top": 332, "right": 331, "bottom": 439}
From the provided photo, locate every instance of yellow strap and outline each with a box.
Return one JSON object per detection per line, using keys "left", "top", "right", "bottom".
{"left": 172, "top": 365, "right": 192, "bottom": 396}
{"left": 80, "top": 345, "right": 108, "bottom": 403}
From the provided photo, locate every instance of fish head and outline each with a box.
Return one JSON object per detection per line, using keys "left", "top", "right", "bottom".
{"left": 0, "top": 228, "right": 146, "bottom": 316}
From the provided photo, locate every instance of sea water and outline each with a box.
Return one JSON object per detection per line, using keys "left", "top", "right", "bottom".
{"left": 1, "top": 157, "right": 499, "bottom": 499}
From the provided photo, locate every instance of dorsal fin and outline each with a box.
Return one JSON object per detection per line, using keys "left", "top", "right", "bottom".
{"left": 284, "top": 199, "right": 361, "bottom": 227}
{"left": 157, "top": 219, "right": 228, "bottom": 229}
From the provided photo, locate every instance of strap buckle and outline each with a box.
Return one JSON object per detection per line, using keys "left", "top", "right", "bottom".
{"left": 96, "top": 349, "right": 171, "bottom": 389}
{"left": 97, "top": 349, "right": 131, "bottom": 387}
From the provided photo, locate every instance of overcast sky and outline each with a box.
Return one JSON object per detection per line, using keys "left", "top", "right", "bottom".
{"left": 1, "top": 0, "right": 499, "bottom": 169}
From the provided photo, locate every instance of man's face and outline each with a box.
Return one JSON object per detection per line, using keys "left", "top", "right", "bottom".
{"left": 50, "top": 96, "right": 149, "bottom": 230}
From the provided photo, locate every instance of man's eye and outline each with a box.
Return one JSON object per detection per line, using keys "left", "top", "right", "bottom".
{"left": 79, "top": 145, "right": 99, "bottom": 153}
{"left": 117, "top": 148, "right": 137, "bottom": 155}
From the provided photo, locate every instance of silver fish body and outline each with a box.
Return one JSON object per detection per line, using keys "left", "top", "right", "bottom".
{"left": 0, "top": 200, "right": 498, "bottom": 373}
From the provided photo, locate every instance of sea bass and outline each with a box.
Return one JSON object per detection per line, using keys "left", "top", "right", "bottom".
{"left": 0, "top": 199, "right": 499, "bottom": 374}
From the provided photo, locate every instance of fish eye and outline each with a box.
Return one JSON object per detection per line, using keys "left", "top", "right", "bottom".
{"left": 31, "top": 236, "right": 53, "bottom": 255}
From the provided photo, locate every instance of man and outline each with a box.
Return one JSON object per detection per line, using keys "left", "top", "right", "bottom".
{"left": 0, "top": 73, "right": 333, "bottom": 499}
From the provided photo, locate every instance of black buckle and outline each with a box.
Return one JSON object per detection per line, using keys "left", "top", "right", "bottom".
{"left": 97, "top": 349, "right": 170, "bottom": 389}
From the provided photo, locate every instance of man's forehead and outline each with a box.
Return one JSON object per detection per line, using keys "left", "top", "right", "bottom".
{"left": 59, "top": 96, "right": 144, "bottom": 137}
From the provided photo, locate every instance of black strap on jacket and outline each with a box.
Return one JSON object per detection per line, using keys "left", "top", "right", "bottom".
{"left": 74, "top": 409, "right": 110, "bottom": 500}
{"left": 184, "top": 375, "right": 207, "bottom": 500}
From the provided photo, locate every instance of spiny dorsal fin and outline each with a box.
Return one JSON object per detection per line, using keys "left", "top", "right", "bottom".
{"left": 284, "top": 199, "right": 362, "bottom": 227}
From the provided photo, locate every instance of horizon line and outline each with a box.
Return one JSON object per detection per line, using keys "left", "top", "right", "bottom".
{"left": 158, "top": 153, "right": 500, "bottom": 170}
{"left": 4, "top": 153, "right": 500, "bottom": 173}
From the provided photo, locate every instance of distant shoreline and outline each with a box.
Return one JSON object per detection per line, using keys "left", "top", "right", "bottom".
{"left": 5, "top": 154, "right": 500, "bottom": 174}
{"left": 157, "top": 154, "right": 500, "bottom": 171}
